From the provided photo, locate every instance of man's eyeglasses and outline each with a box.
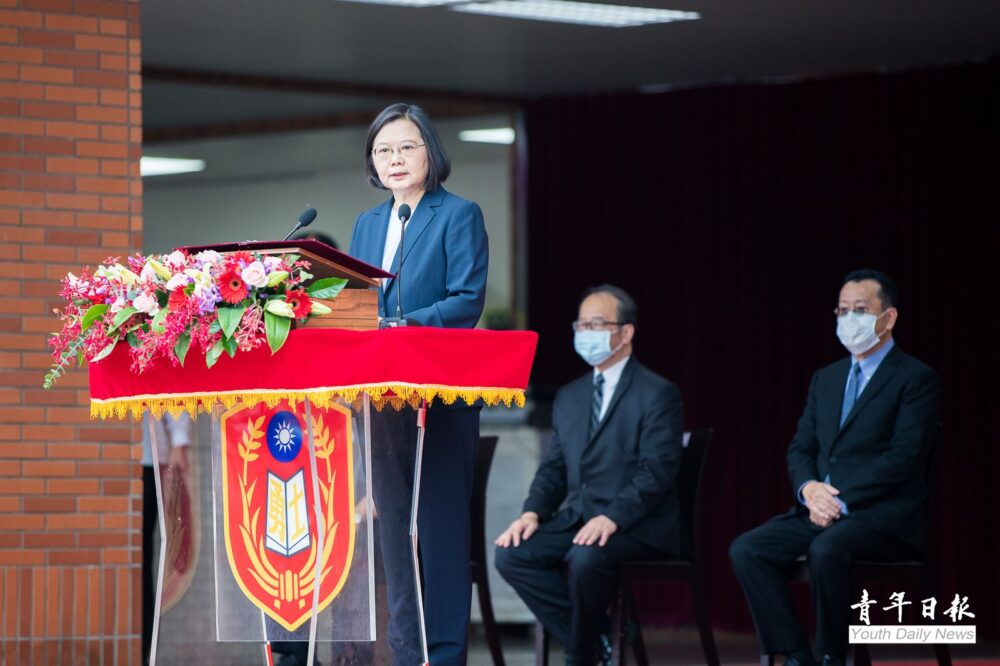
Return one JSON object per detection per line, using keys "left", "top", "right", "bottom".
{"left": 834, "top": 306, "right": 877, "bottom": 317}
{"left": 571, "top": 319, "right": 622, "bottom": 332}
{"left": 372, "top": 142, "right": 425, "bottom": 160}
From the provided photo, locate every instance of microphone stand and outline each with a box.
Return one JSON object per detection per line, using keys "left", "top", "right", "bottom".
{"left": 380, "top": 209, "right": 411, "bottom": 329}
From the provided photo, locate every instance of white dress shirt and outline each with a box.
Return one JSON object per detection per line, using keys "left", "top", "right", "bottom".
{"left": 594, "top": 354, "right": 630, "bottom": 422}
{"left": 381, "top": 205, "right": 414, "bottom": 289}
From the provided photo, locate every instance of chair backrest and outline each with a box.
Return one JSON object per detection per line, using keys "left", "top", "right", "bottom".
{"left": 470, "top": 435, "right": 500, "bottom": 566}
{"left": 678, "top": 428, "right": 713, "bottom": 561}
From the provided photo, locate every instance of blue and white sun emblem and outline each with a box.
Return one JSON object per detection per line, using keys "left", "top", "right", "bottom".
{"left": 266, "top": 411, "right": 303, "bottom": 462}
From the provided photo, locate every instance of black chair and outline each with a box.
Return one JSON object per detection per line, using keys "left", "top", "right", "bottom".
{"left": 760, "top": 426, "right": 951, "bottom": 666}
{"left": 758, "top": 561, "right": 952, "bottom": 666}
{"left": 472, "top": 435, "right": 506, "bottom": 665}
{"left": 611, "top": 428, "right": 720, "bottom": 666}
{"left": 535, "top": 429, "right": 720, "bottom": 666}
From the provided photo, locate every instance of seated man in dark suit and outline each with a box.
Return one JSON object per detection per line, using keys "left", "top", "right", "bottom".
{"left": 729, "top": 269, "right": 941, "bottom": 666}
{"left": 495, "top": 285, "right": 685, "bottom": 666}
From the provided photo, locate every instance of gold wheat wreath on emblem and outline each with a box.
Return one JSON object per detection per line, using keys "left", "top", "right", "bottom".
{"left": 236, "top": 413, "right": 340, "bottom": 613}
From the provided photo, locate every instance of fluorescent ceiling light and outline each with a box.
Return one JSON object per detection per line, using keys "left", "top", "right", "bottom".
{"left": 459, "top": 128, "right": 516, "bottom": 144}
{"left": 140, "top": 156, "right": 206, "bottom": 177}
{"left": 452, "top": 0, "right": 699, "bottom": 27}
{"left": 338, "top": 0, "right": 464, "bottom": 6}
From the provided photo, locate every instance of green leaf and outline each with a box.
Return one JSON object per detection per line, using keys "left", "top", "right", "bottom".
{"left": 150, "top": 307, "right": 169, "bottom": 334}
{"left": 223, "top": 334, "right": 238, "bottom": 358}
{"left": 306, "top": 277, "right": 348, "bottom": 299}
{"left": 109, "top": 306, "right": 137, "bottom": 332}
{"left": 126, "top": 331, "right": 140, "bottom": 349}
{"left": 264, "top": 310, "right": 291, "bottom": 354}
{"left": 80, "top": 304, "right": 108, "bottom": 333}
{"left": 216, "top": 305, "right": 246, "bottom": 339}
{"left": 205, "top": 339, "right": 225, "bottom": 369}
{"left": 76, "top": 349, "right": 85, "bottom": 367}
{"left": 90, "top": 341, "right": 117, "bottom": 363}
{"left": 283, "top": 253, "right": 300, "bottom": 264}
{"left": 174, "top": 332, "right": 191, "bottom": 367}
{"left": 209, "top": 319, "right": 222, "bottom": 334}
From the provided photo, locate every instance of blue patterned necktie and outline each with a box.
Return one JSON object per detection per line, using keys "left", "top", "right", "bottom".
{"left": 840, "top": 363, "right": 862, "bottom": 427}
{"left": 591, "top": 373, "right": 605, "bottom": 435}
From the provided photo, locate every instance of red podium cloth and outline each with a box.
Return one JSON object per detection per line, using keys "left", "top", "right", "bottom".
{"left": 89, "top": 327, "right": 538, "bottom": 419}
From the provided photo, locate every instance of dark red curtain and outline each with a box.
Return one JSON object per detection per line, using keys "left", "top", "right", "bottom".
{"left": 524, "top": 61, "right": 999, "bottom": 637}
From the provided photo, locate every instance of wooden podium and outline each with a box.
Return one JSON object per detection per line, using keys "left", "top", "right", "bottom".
{"left": 183, "top": 239, "right": 393, "bottom": 330}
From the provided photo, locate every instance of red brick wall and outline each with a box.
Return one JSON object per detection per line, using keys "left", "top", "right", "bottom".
{"left": 0, "top": 0, "right": 143, "bottom": 662}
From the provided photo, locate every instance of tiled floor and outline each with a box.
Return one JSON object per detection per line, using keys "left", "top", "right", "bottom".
{"left": 467, "top": 624, "right": 761, "bottom": 666}
{"left": 466, "top": 624, "right": 1000, "bottom": 666}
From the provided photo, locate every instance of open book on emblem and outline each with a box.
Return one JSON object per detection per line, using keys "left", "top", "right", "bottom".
{"left": 265, "top": 469, "right": 311, "bottom": 557}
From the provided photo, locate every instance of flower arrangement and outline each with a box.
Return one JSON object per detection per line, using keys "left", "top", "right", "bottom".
{"left": 44, "top": 248, "right": 346, "bottom": 388}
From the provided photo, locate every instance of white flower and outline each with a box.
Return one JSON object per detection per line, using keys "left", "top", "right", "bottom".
{"left": 266, "top": 270, "right": 289, "bottom": 287}
{"left": 166, "top": 273, "right": 192, "bottom": 292}
{"left": 140, "top": 262, "right": 159, "bottom": 282}
{"left": 263, "top": 256, "right": 283, "bottom": 270}
{"left": 195, "top": 250, "right": 222, "bottom": 266}
{"left": 166, "top": 250, "right": 187, "bottom": 268}
{"left": 109, "top": 295, "right": 126, "bottom": 313}
{"left": 310, "top": 301, "right": 331, "bottom": 315}
{"left": 132, "top": 292, "right": 159, "bottom": 315}
{"left": 265, "top": 300, "right": 295, "bottom": 318}
{"left": 241, "top": 261, "right": 269, "bottom": 289}
{"left": 147, "top": 259, "right": 173, "bottom": 280}
{"left": 184, "top": 268, "right": 212, "bottom": 288}
{"left": 109, "top": 264, "right": 140, "bottom": 286}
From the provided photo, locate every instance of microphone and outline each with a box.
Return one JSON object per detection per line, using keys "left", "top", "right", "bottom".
{"left": 381, "top": 203, "right": 412, "bottom": 329}
{"left": 282, "top": 207, "right": 317, "bottom": 241}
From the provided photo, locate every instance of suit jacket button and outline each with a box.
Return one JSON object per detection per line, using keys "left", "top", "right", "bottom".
{"left": 830, "top": 456, "right": 838, "bottom": 464}
{"left": 581, "top": 482, "right": 588, "bottom": 489}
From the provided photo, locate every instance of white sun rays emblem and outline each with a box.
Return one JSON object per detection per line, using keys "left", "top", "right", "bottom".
{"left": 272, "top": 419, "right": 298, "bottom": 455}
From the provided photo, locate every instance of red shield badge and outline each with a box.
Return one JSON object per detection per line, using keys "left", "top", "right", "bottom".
{"left": 220, "top": 399, "right": 355, "bottom": 631}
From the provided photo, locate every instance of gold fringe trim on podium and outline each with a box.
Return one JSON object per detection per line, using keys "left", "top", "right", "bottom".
{"left": 90, "top": 383, "right": 526, "bottom": 420}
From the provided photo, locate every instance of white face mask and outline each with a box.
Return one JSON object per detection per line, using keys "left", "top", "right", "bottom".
{"left": 836, "top": 311, "right": 886, "bottom": 356}
{"left": 573, "top": 330, "right": 623, "bottom": 367}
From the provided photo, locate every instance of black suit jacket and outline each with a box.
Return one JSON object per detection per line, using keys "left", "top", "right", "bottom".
{"left": 786, "top": 344, "right": 941, "bottom": 552}
{"left": 523, "top": 357, "right": 685, "bottom": 555}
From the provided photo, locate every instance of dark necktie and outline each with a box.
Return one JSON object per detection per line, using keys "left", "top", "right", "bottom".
{"left": 840, "top": 363, "right": 862, "bottom": 427}
{"left": 591, "top": 373, "right": 605, "bottom": 435}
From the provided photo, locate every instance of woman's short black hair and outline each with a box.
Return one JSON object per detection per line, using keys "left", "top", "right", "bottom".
{"left": 364, "top": 103, "right": 451, "bottom": 192}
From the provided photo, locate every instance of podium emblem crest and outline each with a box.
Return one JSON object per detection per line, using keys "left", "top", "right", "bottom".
{"left": 220, "top": 400, "right": 355, "bottom": 630}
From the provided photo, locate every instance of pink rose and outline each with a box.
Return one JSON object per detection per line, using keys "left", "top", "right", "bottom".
{"left": 166, "top": 273, "right": 191, "bottom": 291}
{"left": 132, "top": 292, "right": 159, "bottom": 315}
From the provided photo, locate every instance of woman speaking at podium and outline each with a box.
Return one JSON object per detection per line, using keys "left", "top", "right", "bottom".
{"left": 348, "top": 103, "right": 489, "bottom": 665}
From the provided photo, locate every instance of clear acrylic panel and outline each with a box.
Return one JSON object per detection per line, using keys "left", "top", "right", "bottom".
{"left": 150, "top": 396, "right": 375, "bottom": 665}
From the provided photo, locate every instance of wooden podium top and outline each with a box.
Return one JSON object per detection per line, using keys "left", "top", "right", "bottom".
{"left": 182, "top": 239, "right": 394, "bottom": 289}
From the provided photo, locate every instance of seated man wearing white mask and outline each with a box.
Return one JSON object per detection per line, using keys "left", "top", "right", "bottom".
{"left": 495, "top": 285, "right": 685, "bottom": 666}
{"left": 729, "top": 269, "right": 941, "bottom": 666}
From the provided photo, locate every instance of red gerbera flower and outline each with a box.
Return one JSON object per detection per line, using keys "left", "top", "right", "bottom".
{"left": 284, "top": 289, "right": 312, "bottom": 319}
{"left": 167, "top": 288, "right": 188, "bottom": 311}
{"left": 218, "top": 268, "right": 248, "bottom": 304}
{"left": 229, "top": 251, "right": 253, "bottom": 267}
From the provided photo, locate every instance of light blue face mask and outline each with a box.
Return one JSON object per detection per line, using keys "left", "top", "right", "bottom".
{"left": 573, "top": 330, "right": 622, "bottom": 367}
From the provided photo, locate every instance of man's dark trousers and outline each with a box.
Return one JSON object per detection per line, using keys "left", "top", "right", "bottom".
{"left": 495, "top": 513, "right": 665, "bottom": 661}
{"left": 729, "top": 511, "right": 921, "bottom": 656}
